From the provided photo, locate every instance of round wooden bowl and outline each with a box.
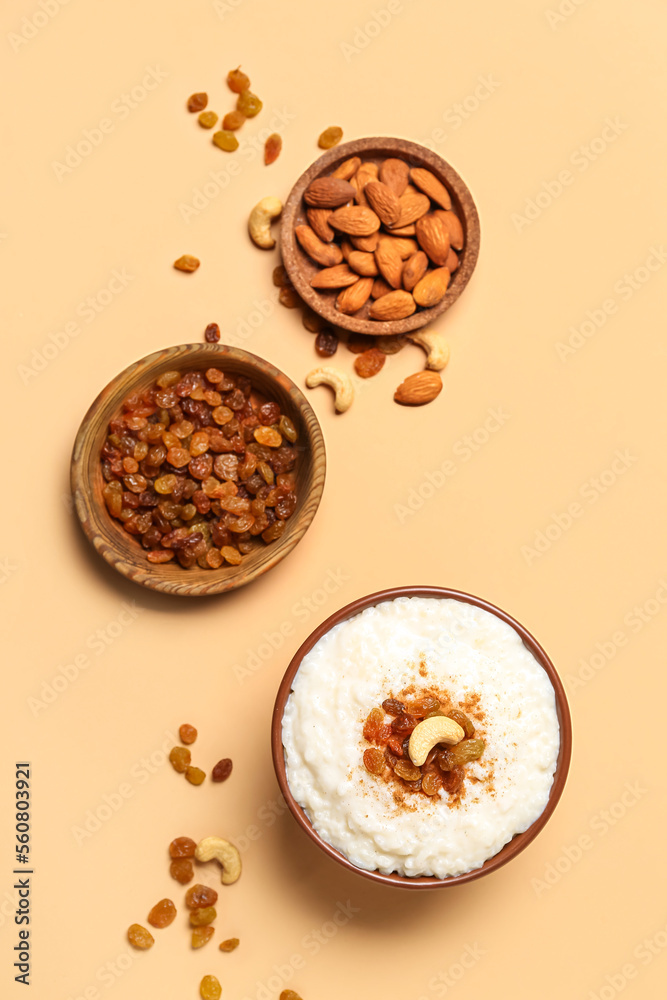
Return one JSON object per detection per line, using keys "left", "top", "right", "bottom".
{"left": 280, "top": 137, "right": 481, "bottom": 336}
{"left": 71, "top": 344, "right": 326, "bottom": 597}
{"left": 272, "top": 586, "right": 571, "bottom": 889}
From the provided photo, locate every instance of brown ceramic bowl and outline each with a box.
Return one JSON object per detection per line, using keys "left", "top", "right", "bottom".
{"left": 280, "top": 137, "right": 481, "bottom": 336}
{"left": 272, "top": 586, "right": 571, "bottom": 889}
{"left": 71, "top": 344, "right": 326, "bottom": 597}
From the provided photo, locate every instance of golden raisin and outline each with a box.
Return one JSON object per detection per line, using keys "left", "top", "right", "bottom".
{"left": 169, "top": 746, "right": 191, "bottom": 773}
{"left": 190, "top": 906, "right": 217, "bottom": 926}
{"left": 186, "top": 765, "right": 206, "bottom": 785}
{"left": 192, "top": 926, "right": 215, "bottom": 949}
{"left": 187, "top": 92, "right": 208, "bottom": 112}
{"left": 200, "top": 975, "right": 223, "bottom": 1000}
{"left": 174, "top": 255, "right": 200, "bottom": 273}
{"left": 147, "top": 898, "right": 176, "bottom": 929}
{"left": 212, "top": 130, "right": 239, "bottom": 152}
{"left": 221, "top": 545, "right": 242, "bottom": 565}
{"left": 198, "top": 110, "right": 218, "bottom": 129}
{"left": 422, "top": 771, "right": 441, "bottom": 795}
{"left": 265, "top": 133, "right": 282, "bottom": 165}
{"left": 169, "top": 836, "right": 196, "bottom": 858}
{"left": 318, "top": 126, "right": 343, "bottom": 149}
{"left": 185, "top": 884, "right": 219, "bottom": 909}
{"left": 222, "top": 110, "right": 246, "bottom": 130}
{"left": 394, "top": 760, "right": 422, "bottom": 782}
{"left": 236, "top": 90, "right": 262, "bottom": 117}
{"left": 227, "top": 66, "right": 250, "bottom": 93}
{"left": 447, "top": 709, "right": 475, "bottom": 738}
{"left": 169, "top": 858, "right": 194, "bottom": 884}
{"left": 179, "top": 723, "right": 198, "bottom": 745}
{"left": 363, "top": 748, "right": 385, "bottom": 775}
{"left": 254, "top": 426, "right": 282, "bottom": 448}
{"left": 127, "top": 924, "right": 154, "bottom": 949}
{"left": 439, "top": 738, "right": 485, "bottom": 768}
{"left": 219, "top": 937, "right": 239, "bottom": 952}
{"left": 354, "top": 348, "right": 386, "bottom": 378}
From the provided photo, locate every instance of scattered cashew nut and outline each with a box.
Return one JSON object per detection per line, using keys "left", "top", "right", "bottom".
{"left": 408, "top": 716, "right": 464, "bottom": 766}
{"left": 408, "top": 329, "right": 450, "bottom": 371}
{"left": 305, "top": 366, "right": 354, "bottom": 413}
{"left": 248, "top": 196, "right": 283, "bottom": 249}
{"left": 194, "top": 836, "right": 242, "bottom": 885}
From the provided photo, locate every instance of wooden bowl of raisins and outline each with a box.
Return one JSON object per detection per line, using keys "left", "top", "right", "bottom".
{"left": 280, "top": 136, "right": 481, "bottom": 337}
{"left": 71, "top": 344, "right": 326, "bottom": 597}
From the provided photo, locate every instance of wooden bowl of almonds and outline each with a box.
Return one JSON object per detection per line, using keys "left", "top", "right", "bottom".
{"left": 280, "top": 137, "right": 481, "bottom": 337}
{"left": 71, "top": 344, "right": 326, "bottom": 597}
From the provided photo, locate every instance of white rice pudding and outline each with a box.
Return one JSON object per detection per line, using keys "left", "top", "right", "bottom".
{"left": 282, "top": 596, "right": 560, "bottom": 878}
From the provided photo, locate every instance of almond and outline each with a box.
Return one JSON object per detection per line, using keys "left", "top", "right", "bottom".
{"left": 379, "top": 157, "right": 410, "bottom": 197}
{"left": 310, "top": 264, "right": 360, "bottom": 289}
{"left": 295, "top": 225, "right": 344, "bottom": 268}
{"left": 374, "top": 239, "right": 404, "bottom": 289}
{"left": 402, "top": 251, "right": 429, "bottom": 292}
{"left": 352, "top": 162, "right": 379, "bottom": 206}
{"left": 304, "top": 177, "right": 356, "bottom": 208}
{"left": 381, "top": 235, "right": 417, "bottom": 260}
{"left": 387, "top": 223, "right": 416, "bottom": 236}
{"left": 371, "top": 277, "right": 392, "bottom": 299}
{"left": 412, "top": 267, "right": 450, "bottom": 307}
{"left": 340, "top": 240, "right": 354, "bottom": 261}
{"left": 307, "top": 208, "right": 334, "bottom": 243}
{"left": 410, "top": 168, "right": 452, "bottom": 209}
{"left": 446, "top": 248, "right": 459, "bottom": 272}
{"left": 329, "top": 206, "right": 381, "bottom": 237}
{"left": 335, "top": 276, "right": 374, "bottom": 314}
{"left": 433, "top": 209, "right": 464, "bottom": 250}
{"left": 394, "top": 370, "right": 443, "bottom": 406}
{"left": 415, "top": 214, "right": 450, "bottom": 266}
{"left": 332, "top": 156, "right": 361, "bottom": 181}
{"left": 368, "top": 289, "right": 416, "bottom": 321}
{"left": 351, "top": 233, "right": 380, "bottom": 252}
{"left": 390, "top": 190, "right": 430, "bottom": 229}
{"left": 348, "top": 251, "right": 378, "bottom": 277}
{"left": 364, "top": 181, "right": 401, "bottom": 227}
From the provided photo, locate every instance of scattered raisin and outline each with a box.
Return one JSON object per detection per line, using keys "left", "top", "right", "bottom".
{"left": 279, "top": 285, "right": 301, "bottom": 308}
{"left": 127, "top": 924, "right": 154, "bottom": 950}
{"left": 280, "top": 991, "right": 304, "bottom": 1000}
{"left": 169, "top": 859, "right": 194, "bottom": 884}
{"left": 198, "top": 111, "right": 218, "bottom": 129}
{"left": 185, "top": 884, "right": 219, "bottom": 909}
{"left": 346, "top": 333, "right": 375, "bottom": 354}
{"left": 169, "top": 746, "right": 191, "bottom": 773}
{"left": 169, "top": 836, "right": 196, "bottom": 858}
{"left": 219, "top": 937, "right": 240, "bottom": 952}
{"left": 315, "top": 329, "right": 339, "bottom": 357}
{"left": 174, "top": 255, "right": 200, "bottom": 273}
{"left": 179, "top": 723, "right": 197, "bottom": 745}
{"left": 205, "top": 323, "right": 221, "bottom": 343}
{"left": 264, "top": 133, "right": 282, "bottom": 165}
{"left": 318, "top": 126, "right": 343, "bottom": 149}
{"left": 272, "top": 265, "right": 290, "bottom": 288}
{"left": 213, "top": 130, "right": 239, "bottom": 152}
{"left": 227, "top": 66, "right": 250, "bottom": 93}
{"left": 236, "top": 90, "right": 262, "bottom": 117}
{"left": 192, "top": 926, "right": 215, "bottom": 949}
{"left": 211, "top": 758, "right": 233, "bottom": 782}
{"left": 382, "top": 698, "right": 406, "bottom": 715}
{"left": 187, "top": 92, "right": 208, "bottom": 112}
{"left": 200, "top": 975, "right": 223, "bottom": 1000}
{"left": 222, "top": 110, "right": 246, "bottom": 131}
{"left": 147, "top": 898, "right": 176, "bottom": 928}
{"left": 190, "top": 906, "right": 217, "bottom": 926}
{"left": 186, "top": 765, "right": 206, "bottom": 785}
{"left": 354, "top": 348, "right": 385, "bottom": 378}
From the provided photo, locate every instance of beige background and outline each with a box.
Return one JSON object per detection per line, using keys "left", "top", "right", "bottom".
{"left": 2, "top": 0, "right": 666, "bottom": 997}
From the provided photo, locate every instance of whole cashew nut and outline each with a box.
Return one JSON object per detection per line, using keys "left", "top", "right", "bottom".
{"left": 194, "top": 836, "right": 242, "bottom": 885}
{"left": 248, "top": 196, "right": 283, "bottom": 249}
{"left": 305, "top": 366, "right": 354, "bottom": 413}
{"left": 408, "top": 716, "right": 464, "bottom": 766}
{"left": 408, "top": 329, "right": 450, "bottom": 371}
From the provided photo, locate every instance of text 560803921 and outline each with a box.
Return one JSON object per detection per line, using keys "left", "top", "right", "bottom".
{"left": 14, "top": 762, "right": 32, "bottom": 985}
